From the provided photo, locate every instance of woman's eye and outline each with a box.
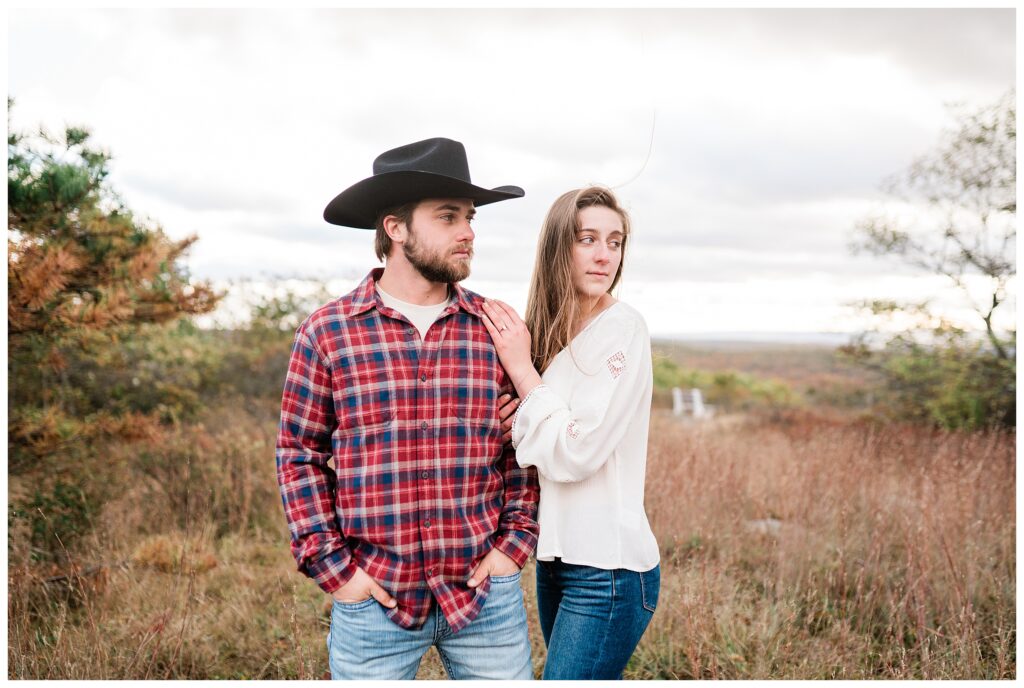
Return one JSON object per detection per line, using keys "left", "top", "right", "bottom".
{"left": 609, "top": 240, "right": 622, "bottom": 249}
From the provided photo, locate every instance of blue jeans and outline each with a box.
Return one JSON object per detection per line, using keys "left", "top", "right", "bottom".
{"left": 326, "top": 572, "right": 532, "bottom": 680}
{"left": 536, "top": 560, "right": 660, "bottom": 680}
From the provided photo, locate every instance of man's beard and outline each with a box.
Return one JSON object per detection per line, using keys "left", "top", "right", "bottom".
{"left": 403, "top": 226, "right": 473, "bottom": 284}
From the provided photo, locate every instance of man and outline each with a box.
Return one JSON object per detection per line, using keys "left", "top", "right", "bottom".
{"left": 276, "top": 137, "right": 539, "bottom": 680}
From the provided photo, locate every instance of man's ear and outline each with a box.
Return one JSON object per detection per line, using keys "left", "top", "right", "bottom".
{"left": 382, "top": 214, "right": 408, "bottom": 245}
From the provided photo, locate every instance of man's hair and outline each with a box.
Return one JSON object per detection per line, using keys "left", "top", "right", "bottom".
{"left": 374, "top": 201, "right": 419, "bottom": 262}
{"left": 524, "top": 186, "right": 631, "bottom": 374}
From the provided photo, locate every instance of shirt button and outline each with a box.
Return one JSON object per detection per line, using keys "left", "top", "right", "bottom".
{"left": 421, "top": 421, "right": 428, "bottom": 431}
{"left": 421, "top": 470, "right": 430, "bottom": 479}
{"left": 407, "top": 328, "right": 415, "bottom": 336}
{"left": 427, "top": 568, "right": 435, "bottom": 576}
{"left": 424, "top": 519, "right": 431, "bottom": 528}
{"left": 420, "top": 373, "right": 427, "bottom": 382}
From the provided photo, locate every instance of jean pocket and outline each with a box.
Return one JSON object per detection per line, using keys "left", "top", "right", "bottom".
{"left": 639, "top": 565, "right": 660, "bottom": 613}
{"left": 489, "top": 571, "right": 522, "bottom": 584}
{"left": 333, "top": 596, "right": 377, "bottom": 611}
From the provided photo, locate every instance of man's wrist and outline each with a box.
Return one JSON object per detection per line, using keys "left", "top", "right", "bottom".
{"left": 492, "top": 533, "right": 534, "bottom": 569}
{"left": 308, "top": 548, "right": 359, "bottom": 595}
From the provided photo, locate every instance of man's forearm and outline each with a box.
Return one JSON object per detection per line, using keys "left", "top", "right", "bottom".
{"left": 277, "top": 442, "right": 354, "bottom": 593}
{"left": 494, "top": 444, "right": 540, "bottom": 567}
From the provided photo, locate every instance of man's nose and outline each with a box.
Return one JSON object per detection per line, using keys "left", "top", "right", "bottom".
{"left": 458, "top": 220, "right": 475, "bottom": 243}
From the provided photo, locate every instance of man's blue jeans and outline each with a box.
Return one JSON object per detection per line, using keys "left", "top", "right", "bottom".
{"left": 536, "top": 559, "right": 660, "bottom": 680}
{"left": 326, "top": 572, "right": 533, "bottom": 679}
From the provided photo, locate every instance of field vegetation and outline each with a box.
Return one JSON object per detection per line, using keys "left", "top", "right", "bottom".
{"left": 9, "top": 393, "right": 1014, "bottom": 679}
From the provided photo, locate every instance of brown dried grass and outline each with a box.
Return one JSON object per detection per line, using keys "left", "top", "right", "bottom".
{"left": 636, "top": 409, "right": 1015, "bottom": 679}
{"left": 8, "top": 405, "right": 1015, "bottom": 679}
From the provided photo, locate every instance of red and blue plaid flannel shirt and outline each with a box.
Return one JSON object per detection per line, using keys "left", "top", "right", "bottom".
{"left": 276, "top": 269, "right": 539, "bottom": 632}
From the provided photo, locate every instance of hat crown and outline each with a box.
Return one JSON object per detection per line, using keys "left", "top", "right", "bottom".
{"left": 373, "top": 137, "right": 471, "bottom": 183}
{"left": 324, "top": 136, "right": 522, "bottom": 228}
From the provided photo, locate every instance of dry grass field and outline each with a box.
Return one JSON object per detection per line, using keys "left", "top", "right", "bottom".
{"left": 8, "top": 396, "right": 1014, "bottom": 679}
{"left": 639, "top": 409, "right": 1014, "bottom": 679}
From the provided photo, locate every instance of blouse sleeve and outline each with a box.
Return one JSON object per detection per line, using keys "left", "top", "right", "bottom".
{"left": 510, "top": 312, "right": 652, "bottom": 483}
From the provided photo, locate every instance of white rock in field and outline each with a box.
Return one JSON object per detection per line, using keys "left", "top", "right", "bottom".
{"left": 744, "top": 518, "right": 783, "bottom": 537}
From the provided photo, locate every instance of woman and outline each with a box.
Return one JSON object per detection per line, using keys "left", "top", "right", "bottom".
{"left": 481, "top": 186, "right": 660, "bottom": 680}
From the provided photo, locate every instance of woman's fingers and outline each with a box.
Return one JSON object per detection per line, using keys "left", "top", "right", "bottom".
{"left": 480, "top": 312, "right": 500, "bottom": 338}
{"left": 482, "top": 301, "right": 511, "bottom": 332}
{"left": 492, "top": 300, "right": 524, "bottom": 327}
{"left": 498, "top": 394, "right": 519, "bottom": 428}
{"left": 485, "top": 299, "right": 522, "bottom": 331}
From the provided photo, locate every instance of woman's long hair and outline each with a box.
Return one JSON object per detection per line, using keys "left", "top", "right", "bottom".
{"left": 525, "top": 186, "right": 631, "bottom": 374}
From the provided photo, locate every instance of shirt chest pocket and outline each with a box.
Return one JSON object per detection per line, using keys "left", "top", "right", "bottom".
{"left": 448, "top": 385, "right": 499, "bottom": 422}
{"left": 334, "top": 357, "right": 396, "bottom": 436}
{"left": 445, "top": 381, "right": 502, "bottom": 441}
{"left": 435, "top": 340, "right": 503, "bottom": 435}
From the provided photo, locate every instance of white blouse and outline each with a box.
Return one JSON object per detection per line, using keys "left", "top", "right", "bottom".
{"left": 511, "top": 301, "right": 660, "bottom": 572}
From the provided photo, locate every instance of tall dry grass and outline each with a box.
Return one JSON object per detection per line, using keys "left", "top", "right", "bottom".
{"left": 7, "top": 398, "right": 327, "bottom": 680}
{"left": 7, "top": 405, "right": 1015, "bottom": 679}
{"left": 638, "top": 409, "right": 1015, "bottom": 679}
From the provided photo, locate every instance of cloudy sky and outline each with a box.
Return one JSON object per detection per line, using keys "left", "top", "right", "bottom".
{"left": 8, "top": 8, "right": 1016, "bottom": 338}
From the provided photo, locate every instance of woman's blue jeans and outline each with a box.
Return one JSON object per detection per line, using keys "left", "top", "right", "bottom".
{"left": 536, "top": 559, "right": 660, "bottom": 680}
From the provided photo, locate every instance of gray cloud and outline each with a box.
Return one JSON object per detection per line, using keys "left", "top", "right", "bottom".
{"left": 740, "top": 9, "right": 1014, "bottom": 89}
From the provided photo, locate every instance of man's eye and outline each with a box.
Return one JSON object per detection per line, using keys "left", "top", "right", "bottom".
{"left": 441, "top": 214, "right": 454, "bottom": 221}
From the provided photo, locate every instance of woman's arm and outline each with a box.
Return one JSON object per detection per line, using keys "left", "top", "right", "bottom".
{"left": 480, "top": 299, "right": 543, "bottom": 399}
{"left": 482, "top": 298, "right": 652, "bottom": 483}
{"left": 511, "top": 314, "right": 650, "bottom": 482}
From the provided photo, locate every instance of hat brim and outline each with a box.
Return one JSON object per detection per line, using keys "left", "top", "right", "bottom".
{"left": 323, "top": 171, "right": 525, "bottom": 229}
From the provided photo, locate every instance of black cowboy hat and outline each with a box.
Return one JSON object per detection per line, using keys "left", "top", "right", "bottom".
{"left": 323, "top": 137, "right": 525, "bottom": 229}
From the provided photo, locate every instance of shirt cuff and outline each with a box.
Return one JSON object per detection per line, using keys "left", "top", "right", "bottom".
{"left": 304, "top": 547, "right": 359, "bottom": 594}
{"left": 510, "top": 384, "right": 565, "bottom": 451}
{"left": 493, "top": 530, "right": 537, "bottom": 569}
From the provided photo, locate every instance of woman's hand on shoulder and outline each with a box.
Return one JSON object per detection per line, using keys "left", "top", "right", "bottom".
{"left": 481, "top": 299, "right": 536, "bottom": 388}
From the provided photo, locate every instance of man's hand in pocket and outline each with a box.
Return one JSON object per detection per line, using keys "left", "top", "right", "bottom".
{"left": 332, "top": 567, "right": 397, "bottom": 607}
{"left": 467, "top": 549, "right": 519, "bottom": 588}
